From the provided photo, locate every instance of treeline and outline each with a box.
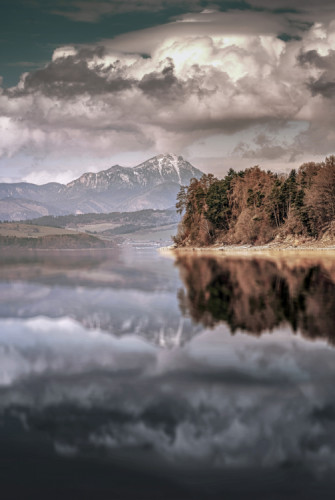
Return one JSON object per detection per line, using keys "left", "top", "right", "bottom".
{"left": 24, "top": 209, "right": 179, "bottom": 229}
{"left": 174, "top": 156, "right": 335, "bottom": 246}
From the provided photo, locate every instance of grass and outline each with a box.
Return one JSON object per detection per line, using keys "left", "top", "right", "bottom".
{"left": 73, "top": 222, "right": 121, "bottom": 233}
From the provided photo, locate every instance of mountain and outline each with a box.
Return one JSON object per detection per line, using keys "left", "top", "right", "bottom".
{"left": 0, "top": 154, "right": 203, "bottom": 221}
{"left": 0, "top": 198, "right": 51, "bottom": 221}
{"left": 0, "top": 182, "right": 65, "bottom": 202}
{"left": 67, "top": 154, "right": 201, "bottom": 191}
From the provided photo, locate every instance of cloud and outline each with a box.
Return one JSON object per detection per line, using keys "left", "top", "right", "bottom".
{"left": 52, "top": 0, "right": 183, "bottom": 22}
{"left": 249, "top": 0, "right": 335, "bottom": 13}
{"left": 138, "top": 59, "right": 185, "bottom": 100}
{"left": 8, "top": 47, "right": 137, "bottom": 98}
{"left": 298, "top": 48, "right": 335, "bottom": 98}
{"left": 101, "top": 9, "right": 296, "bottom": 54}
{"left": 51, "top": 1, "right": 227, "bottom": 23}
{"left": 50, "top": 0, "right": 335, "bottom": 27}
{"left": 234, "top": 134, "right": 293, "bottom": 161}
{"left": 1, "top": 12, "right": 335, "bottom": 180}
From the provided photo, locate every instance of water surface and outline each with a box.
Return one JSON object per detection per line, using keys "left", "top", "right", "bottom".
{"left": 1, "top": 247, "right": 335, "bottom": 499}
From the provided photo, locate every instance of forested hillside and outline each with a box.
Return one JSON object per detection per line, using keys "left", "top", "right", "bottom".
{"left": 24, "top": 209, "right": 178, "bottom": 230}
{"left": 174, "top": 156, "right": 335, "bottom": 246}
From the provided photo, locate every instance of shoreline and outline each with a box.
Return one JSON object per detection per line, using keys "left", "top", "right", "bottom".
{"left": 159, "top": 242, "right": 335, "bottom": 256}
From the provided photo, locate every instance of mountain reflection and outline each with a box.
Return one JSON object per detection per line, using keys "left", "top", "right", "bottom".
{"left": 0, "top": 248, "right": 201, "bottom": 347}
{"left": 175, "top": 253, "right": 335, "bottom": 343}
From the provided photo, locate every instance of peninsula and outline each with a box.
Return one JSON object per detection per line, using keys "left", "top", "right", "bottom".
{"left": 172, "top": 156, "right": 335, "bottom": 251}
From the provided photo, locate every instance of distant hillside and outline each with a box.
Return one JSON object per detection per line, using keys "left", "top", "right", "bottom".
{"left": 23, "top": 209, "right": 179, "bottom": 245}
{"left": 0, "top": 223, "right": 112, "bottom": 249}
{"left": 0, "top": 154, "right": 203, "bottom": 221}
{"left": 27, "top": 208, "right": 179, "bottom": 229}
{"left": 0, "top": 197, "right": 53, "bottom": 221}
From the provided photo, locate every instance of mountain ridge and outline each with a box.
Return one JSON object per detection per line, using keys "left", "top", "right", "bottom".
{"left": 0, "top": 154, "right": 203, "bottom": 221}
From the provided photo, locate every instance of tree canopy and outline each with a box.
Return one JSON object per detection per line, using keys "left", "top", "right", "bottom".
{"left": 174, "top": 156, "right": 335, "bottom": 246}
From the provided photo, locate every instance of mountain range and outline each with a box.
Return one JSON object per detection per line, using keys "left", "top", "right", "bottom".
{"left": 0, "top": 154, "right": 203, "bottom": 221}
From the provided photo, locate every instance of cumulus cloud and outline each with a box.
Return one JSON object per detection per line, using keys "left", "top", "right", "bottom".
{"left": 1, "top": 11, "right": 335, "bottom": 180}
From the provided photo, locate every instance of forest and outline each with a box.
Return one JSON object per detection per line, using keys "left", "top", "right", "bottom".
{"left": 174, "top": 156, "right": 335, "bottom": 246}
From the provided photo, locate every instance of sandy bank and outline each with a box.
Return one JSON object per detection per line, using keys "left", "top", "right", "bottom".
{"left": 159, "top": 241, "right": 335, "bottom": 257}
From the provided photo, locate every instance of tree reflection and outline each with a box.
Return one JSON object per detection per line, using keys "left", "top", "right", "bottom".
{"left": 176, "top": 253, "right": 335, "bottom": 343}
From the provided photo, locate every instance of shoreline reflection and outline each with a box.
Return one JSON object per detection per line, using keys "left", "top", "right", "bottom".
{"left": 176, "top": 254, "right": 335, "bottom": 343}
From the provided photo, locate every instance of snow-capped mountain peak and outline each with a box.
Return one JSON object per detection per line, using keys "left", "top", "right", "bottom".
{"left": 66, "top": 154, "right": 203, "bottom": 192}
{"left": 133, "top": 153, "right": 202, "bottom": 186}
{"left": 0, "top": 154, "right": 204, "bottom": 219}
{"left": 136, "top": 153, "right": 183, "bottom": 182}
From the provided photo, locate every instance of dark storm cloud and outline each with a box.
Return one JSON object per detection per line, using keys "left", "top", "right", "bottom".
{"left": 7, "top": 48, "right": 136, "bottom": 98}
{"left": 298, "top": 49, "right": 335, "bottom": 98}
{"left": 139, "top": 60, "right": 185, "bottom": 100}
{"left": 248, "top": 0, "right": 335, "bottom": 14}
{"left": 309, "top": 78, "right": 335, "bottom": 99}
{"left": 6, "top": 52, "right": 207, "bottom": 106}
{"left": 50, "top": 0, "right": 335, "bottom": 25}
{"left": 298, "top": 49, "right": 329, "bottom": 68}
{"left": 248, "top": 0, "right": 335, "bottom": 12}
{"left": 52, "top": 0, "right": 205, "bottom": 22}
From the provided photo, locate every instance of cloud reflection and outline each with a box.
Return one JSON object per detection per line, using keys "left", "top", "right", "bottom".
{"left": 1, "top": 316, "right": 335, "bottom": 474}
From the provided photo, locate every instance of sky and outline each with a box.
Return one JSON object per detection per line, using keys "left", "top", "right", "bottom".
{"left": 1, "top": 0, "right": 335, "bottom": 184}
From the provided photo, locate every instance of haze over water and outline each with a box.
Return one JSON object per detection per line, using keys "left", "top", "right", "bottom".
{"left": 1, "top": 246, "right": 335, "bottom": 499}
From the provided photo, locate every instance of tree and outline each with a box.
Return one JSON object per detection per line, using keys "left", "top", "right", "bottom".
{"left": 306, "top": 156, "right": 335, "bottom": 233}
{"left": 174, "top": 156, "right": 335, "bottom": 246}
{"left": 176, "top": 185, "right": 187, "bottom": 215}
{"left": 205, "top": 175, "right": 235, "bottom": 230}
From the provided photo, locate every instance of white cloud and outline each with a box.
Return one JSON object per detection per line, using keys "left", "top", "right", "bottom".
{"left": 52, "top": 46, "right": 78, "bottom": 61}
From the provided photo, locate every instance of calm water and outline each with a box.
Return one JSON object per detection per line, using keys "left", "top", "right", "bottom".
{"left": 1, "top": 247, "right": 335, "bottom": 499}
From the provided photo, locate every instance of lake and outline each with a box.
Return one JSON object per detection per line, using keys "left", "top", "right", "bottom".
{"left": 1, "top": 246, "right": 335, "bottom": 499}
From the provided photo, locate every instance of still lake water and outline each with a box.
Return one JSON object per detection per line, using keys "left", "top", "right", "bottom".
{"left": 1, "top": 246, "right": 335, "bottom": 499}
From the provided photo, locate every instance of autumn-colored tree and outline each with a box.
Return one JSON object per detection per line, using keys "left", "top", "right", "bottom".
{"left": 174, "top": 174, "right": 217, "bottom": 245}
{"left": 174, "top": 157, "right": 335, "bottom": 246}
